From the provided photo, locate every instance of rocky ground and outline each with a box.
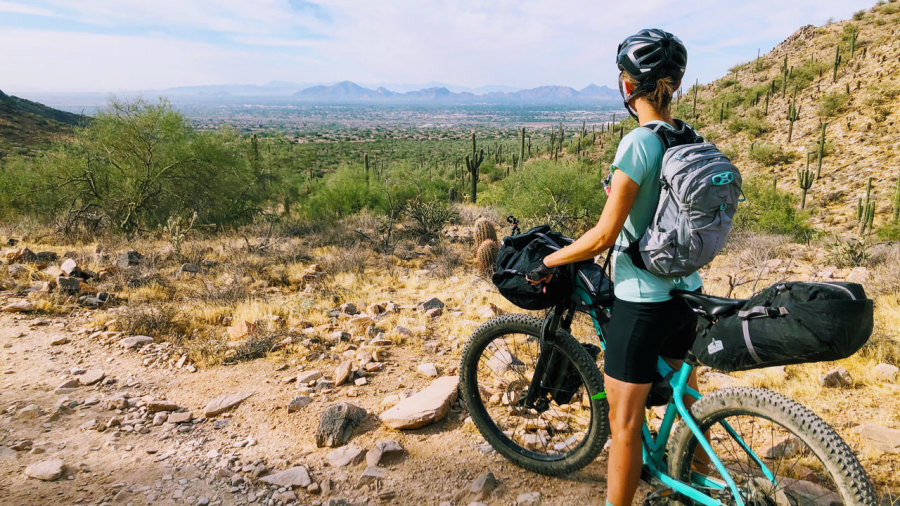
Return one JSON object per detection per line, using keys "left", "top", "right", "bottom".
{"left": 1, "top": 231, "right": 898, "bottom": 505}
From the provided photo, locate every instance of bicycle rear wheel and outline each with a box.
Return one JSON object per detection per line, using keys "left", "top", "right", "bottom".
{"left": 668, "top": 386, "right": 877, "bottom": 505}
{"left": 459, "top": 313, "right": 609, "bottom": 476}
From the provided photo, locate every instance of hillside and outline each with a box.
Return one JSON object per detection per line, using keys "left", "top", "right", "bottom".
{"left": 684, "top": 2, "right": 900, "bottom": 234}
{"left": 0, "top": 89, "right": 84, "bottom": 155}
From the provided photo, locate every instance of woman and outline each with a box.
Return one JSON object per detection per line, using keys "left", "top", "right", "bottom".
{"left": 527, "top": 29, "right": 702, "bottom": 506}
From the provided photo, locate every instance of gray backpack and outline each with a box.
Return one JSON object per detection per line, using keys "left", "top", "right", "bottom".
{"left": 623, "top": 120, "right": 742, "bottom": 278}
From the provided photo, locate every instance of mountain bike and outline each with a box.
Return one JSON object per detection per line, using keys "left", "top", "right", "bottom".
{"left": 459, "top": 261, "right": 877, "bottom": 505}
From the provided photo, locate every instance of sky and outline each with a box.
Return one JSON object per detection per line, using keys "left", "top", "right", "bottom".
{"left": 0, "top": 0, "right": 879, "bottom": 94}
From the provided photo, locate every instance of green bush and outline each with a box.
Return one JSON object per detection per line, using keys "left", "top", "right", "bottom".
{"left": 727, "top": 116, "right": 772, "bottom": 137}
{"left": 877, "top": 222, "right": 900, "bottom": 241}
{"left": 748, "top": 143, "right": 795, "bottom": 166}
{"left": 0, "top": 98, "right": 267, "bottom": 233}
{"left": 733, "top": 177, "right": 813, "bottom": 239}
{"left": 481, "top": 159, "right": 606, "bottom": 236}
{"left": 817, "top": 92, "right": 849, "bottom": 117}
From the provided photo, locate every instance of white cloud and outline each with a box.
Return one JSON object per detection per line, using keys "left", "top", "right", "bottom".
{"left": 0, "top": 0, "right": 880, "bottom": 92}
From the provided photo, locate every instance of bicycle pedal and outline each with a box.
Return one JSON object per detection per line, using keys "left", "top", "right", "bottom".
{"left": 642, "top": 487, "right": 680, "bottom": 505}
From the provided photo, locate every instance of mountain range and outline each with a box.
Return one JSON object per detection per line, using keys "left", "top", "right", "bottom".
{"left": 0, "top": 88, "right": 84, "bottom": 153}
{"left": 164, "top": 80, "right": 620, "bottom": 104}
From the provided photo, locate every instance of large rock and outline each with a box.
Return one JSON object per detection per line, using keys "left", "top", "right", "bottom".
{"left": 204, "top": 392, "right": 254, "bottom": 417}
{"left": 820, "top": 367, "right": 852, "bottom": 388}
{"left": 455, "top": 472, "right": 499, "bottom": 503}
{"left": 2, "top": 300, "right": 34, "bottom": 313}
{"left": 315, "top": 402, "right": 367, "bottom": 447}
{"left": 418, "top": 297, "right": 444, "bottom": 311}
{"left": 147, "top": 400, "right": 181, "bottom": 412}
{"left": 334, "top": 361, "right": 352, "bottom": 386}
{"left": 78, "top": 369, "right": 105, "bottom": 386}
{"left": 60, "top": 258, "right": 79, "bottom": 276}
{"left": 366, "top": 440, "right": 404, "bottom": 467}
{"left": 288, "top": 395, "right": 312, "bottom": 413}
{"left": 116, "top": 250, "right": 143, "bottom": 268}
{"left": 259, "top": 466, "right": 311, "bottom": 488}
{"left": 297, "top": 370, "right": 323, "bottom": 386}
{"left": 874, "top": 363, "right": 899, "bottom": 383}
{"left": 380, "top": 376, "right": 459, "bottom": 429}
{"left": 24, "top": 457, "right": 65, "bottom": 481}
{"left": 326, "top": 444, "right": 366, "bottom": 467}
{"left": 119, "top": 335, "right": 154, "bottom": 349}
{"left": 855, "top": 424, "right": 900, "bottom": 453}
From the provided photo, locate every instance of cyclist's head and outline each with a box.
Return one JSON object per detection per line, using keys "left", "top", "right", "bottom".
{"left": 616, "top": 28, "right": 687, "bottom": 118}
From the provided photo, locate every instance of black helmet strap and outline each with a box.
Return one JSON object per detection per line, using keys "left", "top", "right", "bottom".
{"left": 618, "top": 73, "right": 647, "bottom": 121}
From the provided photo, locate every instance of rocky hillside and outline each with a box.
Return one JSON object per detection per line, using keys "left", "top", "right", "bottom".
{"left": 685, "top": 1, "right": 900, "bottom": 234}
{"left": 0, "top": 89, "right": 84, "bottom": 155}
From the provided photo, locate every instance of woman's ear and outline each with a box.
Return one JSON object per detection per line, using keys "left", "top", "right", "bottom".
{"left": 623, "top": 79, "right": 635, "bottom": 96}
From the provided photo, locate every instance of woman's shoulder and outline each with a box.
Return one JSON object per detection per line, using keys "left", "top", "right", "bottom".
{"left": 620, "top": 125, "right": 664, "bottom": 152}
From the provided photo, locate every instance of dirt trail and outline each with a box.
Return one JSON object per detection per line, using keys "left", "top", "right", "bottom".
{"left": 0, "top": 311, "right": 653, "bottom": 505}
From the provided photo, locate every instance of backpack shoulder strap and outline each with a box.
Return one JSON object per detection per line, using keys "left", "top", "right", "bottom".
{"left": 640, "top": 119, "right": 704, "bottom": 150}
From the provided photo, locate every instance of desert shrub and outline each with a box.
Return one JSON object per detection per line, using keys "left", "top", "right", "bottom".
{"left": 481, "top": 159, "right": 606, "bottom": 236}
{"left": 403, "top": 197, "right": 460, "bottom": 243}
{"left": 877, "top": 222, "right": 900, "bottom": 241}
{"left": 1, "top": 98, "right": 269, "bottom": 233}
{"left": 748, "top": 143, "right": 794, "bottom": 166}
{"left": 118, "top": 303, "right": 189, "bottom": 342}
{"left": 733, "top": 177, "right": 813, "bottom": 240}
{"left": 788, "top": 59, "right": 830, "bottom": 91}
{"left": 428, "top": 241, "right": 467, "bottom": 277}
{"left": 727, "top": 116, "right": 772, "bottom": 137}
{"left": 817, "top": 92, "right": 849, "bottom": 117}
{"left": 826, "top": 236, "right": 871, "bottom": 267}
{"left": 853, "top": 9, "right": 865, "bottom": 20}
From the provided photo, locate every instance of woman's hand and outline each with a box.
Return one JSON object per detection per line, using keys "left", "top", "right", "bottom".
{"left": 526, "top": 260, "right": 555, "bottom": 285}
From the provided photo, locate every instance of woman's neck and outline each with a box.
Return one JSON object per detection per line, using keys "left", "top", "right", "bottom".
{"left": 634, "top": 98, "right": 673, "bottom": 126}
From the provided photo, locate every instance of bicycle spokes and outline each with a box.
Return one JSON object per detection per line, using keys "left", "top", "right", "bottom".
{"left": 476, "top": 334, "right": 594, "bottom": 457}
{"left": 688, "top": 415, "right": 845, "bottom": 504}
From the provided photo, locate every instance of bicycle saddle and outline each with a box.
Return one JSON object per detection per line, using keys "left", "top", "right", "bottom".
{"left": 670, "top": 289, "right": 746, "bottom": 317}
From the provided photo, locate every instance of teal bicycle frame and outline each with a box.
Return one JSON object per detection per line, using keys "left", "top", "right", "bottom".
{"left": 569, "top": 280, "right": 776, "bottom": 506}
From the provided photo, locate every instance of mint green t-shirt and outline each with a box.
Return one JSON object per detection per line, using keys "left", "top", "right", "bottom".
{"left": 610, "top": 120, "right": 703, "bottom": 302}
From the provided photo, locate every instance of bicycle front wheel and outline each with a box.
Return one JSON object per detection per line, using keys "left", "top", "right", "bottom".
{"left": 668, "top": 386, "right": 877, "bottom": 505}
{"left": 459, "top": 313, "right": 609, "bottom": 476}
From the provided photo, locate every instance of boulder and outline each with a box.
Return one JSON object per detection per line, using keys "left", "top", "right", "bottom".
{"left": 147, "top": 400, "right": 181, "bottom": 412}
{"left": 288, "top": 396, "right": 312, "bottom": 413}
{"left": 297, "top": 370, "right": 323, "bottom": 386}
{"left": 2, "top": 300, "right": 34, "bottom": 313}
{"left": 334, "top": 361, "right": 352, "bottom": 386}
{"left": 874, "top": 363, "right": 899, "bottom": 383}
{"left": 7, "top": 264, "right": 28, "bottom": 278}
{"left": 855, "top": 424, "right": 900, "bottom": 453}
{"left": 78, "top": 369, "right": 105, "bottom": 386}
{"left": 357, "top": 466, "right": 385, "bottom": 487}
{"left": 119, "top": 335, "right": 154, "bottom": 349}
{"left": 517, "top": 492, "right": 542, "bottom": 506}
{"left": 417, "top": 363, "right": 439, "bottom": 377}
{"left": 380, "top": 376, "right": 459, "bottom": 429}
{"left": 60, "top": 258, "right": 79, "bottom": 276}
{"left": 116, "top": 250, "right": 143, "bottom": 268}
{"left": 820, "top": 367, "right": 852, "bottom": 388}
{"left": 418, "top": 297, "right": 444, "bottom": 311}
{"left": 167, "top": 411, "right": 192, "bottom": 424}
{"left": 315, "top": 402, "right": 367, "bottom": 447}
{"left": 259, "top": 466, "right": 311, "bottom": 488}
{"left": 366, "top": 440, "right": 404, "bottom": 467}
{"left": 204, "top": 392, "right": 254, "bottom": 417}
{"left": 455, "top": 472, "right": 499, "bottom": 503}
{"left": 24, "top": 457, "right": 65, "bottom": 481}
{"left": 326, "top": 444, "right": 366, "bottom": 467}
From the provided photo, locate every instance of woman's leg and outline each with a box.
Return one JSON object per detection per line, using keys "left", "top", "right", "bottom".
{"left": 604, "top": 374, "right": 653, "bottom": 506}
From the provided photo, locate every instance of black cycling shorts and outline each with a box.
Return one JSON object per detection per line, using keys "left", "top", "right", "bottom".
{"left": 604, "top": 294, "right": 699, "bottom": 384}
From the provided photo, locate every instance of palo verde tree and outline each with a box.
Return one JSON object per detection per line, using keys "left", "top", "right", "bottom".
{"left": 32, "top": 98, "right": 268, "bottom": 233}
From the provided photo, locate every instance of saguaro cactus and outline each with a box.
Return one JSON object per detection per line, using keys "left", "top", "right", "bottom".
{"left": 815, "top": 122, "right": 827, "bottom": 178}
{"left": 466, "top": 132, "right": 484, "bottom": 203}
{"left": 849, "top": 27, "right": 859, "bottom": 59}
{"left": 892, "top": 169, "right": 900, "bottom": 223}
{"left": 364, "top": 152, "right": 370, "bottom": 187}
{"left": 833, "top": 45, "right": 842, "bottom": 82}
{"left": 797, "top": 166, "right": 814, "bottom": 209}
{"left": 691, "top": 79, "right": 699, "bottom": 119}
{"left": 787, "top": 90, "right": 801, "bottom": 142}
{"left": 857, "top": 177, "right": 875, "bottom": 235}
{"left": 519, "top": 126, "right": 526, "bottom": 170}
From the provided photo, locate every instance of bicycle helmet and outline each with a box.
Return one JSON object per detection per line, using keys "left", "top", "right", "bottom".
{"left": 616, "top": 28, "right": 687, "bottom": 119}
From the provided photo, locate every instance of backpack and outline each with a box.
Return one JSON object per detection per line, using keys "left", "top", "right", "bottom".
{"left": 692, "top": 281, "right": 873, "bottom": 372}
{"left": 622, "top": 119, "right": 742, "bottom": 278}
{"left": 491, "top": 225, "right": 587, "bottom": 310}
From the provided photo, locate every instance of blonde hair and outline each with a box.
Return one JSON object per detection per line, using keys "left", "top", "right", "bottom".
{"left": 620, "top": 71, "right": 679, "bottom": 113}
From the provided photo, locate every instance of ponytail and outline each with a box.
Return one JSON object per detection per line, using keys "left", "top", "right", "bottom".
{"left": 620, "top": 72, "right": 678, "bottom": 113}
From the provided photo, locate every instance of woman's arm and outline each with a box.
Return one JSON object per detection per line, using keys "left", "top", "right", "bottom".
{"left": 543, "top": 169, "right": 640, "bottom": 268}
